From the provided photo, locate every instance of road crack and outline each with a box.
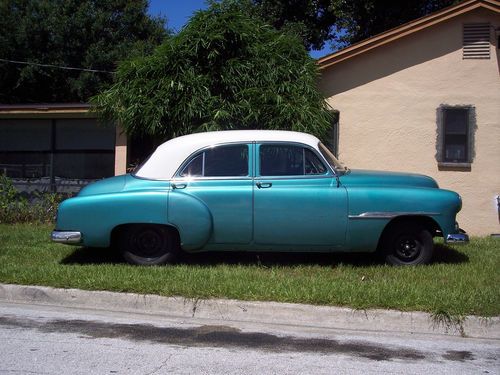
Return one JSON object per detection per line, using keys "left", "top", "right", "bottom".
{"left": 144, "top": 353, "right": 173, "bottom": 375}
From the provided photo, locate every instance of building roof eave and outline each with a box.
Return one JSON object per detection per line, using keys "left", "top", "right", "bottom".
{"left": 318, "top": 0, "right": 500, "bottom": 70}
{"left": 0, "top": 103, "right": 91, "bottom": 113}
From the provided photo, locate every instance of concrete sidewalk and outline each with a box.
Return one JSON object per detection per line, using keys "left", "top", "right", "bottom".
{"left": 0, "top": 283, "right": 498, "bottom": 339}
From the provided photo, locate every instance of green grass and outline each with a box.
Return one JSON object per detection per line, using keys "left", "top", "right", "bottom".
{"left": 0, "top": 224, "right": 498, "bottom": 316}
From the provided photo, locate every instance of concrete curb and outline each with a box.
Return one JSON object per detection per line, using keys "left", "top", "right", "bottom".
{"left": 0, "top": 283, "right": 498, "bottom": 339}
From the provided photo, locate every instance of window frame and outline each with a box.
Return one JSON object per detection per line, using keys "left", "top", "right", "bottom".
{"left": 175, "top": 142, "right": 252, "bottom": 180}
{"left": 436, "top": 105, "right": 475, "bottom": 168}
{"left": 256, "top": 142, "right": 334, "bottom": 179}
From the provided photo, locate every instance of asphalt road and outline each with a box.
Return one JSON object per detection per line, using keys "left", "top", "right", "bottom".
{"left": 0, "top": 300, "right": 498, "bottom": 375}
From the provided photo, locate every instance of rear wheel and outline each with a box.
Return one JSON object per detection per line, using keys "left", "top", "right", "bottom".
{"left": 119, "top": 225, "right": 179, "bottom": 266}
{"left": 382, "top": 223, "right": 434, "bottom": 266}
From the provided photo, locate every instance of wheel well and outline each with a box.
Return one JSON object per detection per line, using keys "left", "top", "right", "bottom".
{"left": 377, "top": 216, "right": 441, "bottom": 251}
{"left": 110, "top": 223, "right": 181, "bottom": 249}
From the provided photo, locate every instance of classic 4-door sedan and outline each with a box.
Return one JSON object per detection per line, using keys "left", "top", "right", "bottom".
{"left": 52, "top": 130, "right": 469, "bottom": 266}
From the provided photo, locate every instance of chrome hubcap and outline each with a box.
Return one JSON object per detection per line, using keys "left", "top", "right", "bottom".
{"left": 395, "top": 236, "right": 420, "bottom": 261}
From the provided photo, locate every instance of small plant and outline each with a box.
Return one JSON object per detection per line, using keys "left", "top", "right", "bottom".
{"left": 431, "top": 310, "right": 466, "bottom": 337}
{"left": 0, "top": 175, "right": 68, "bottom": 224}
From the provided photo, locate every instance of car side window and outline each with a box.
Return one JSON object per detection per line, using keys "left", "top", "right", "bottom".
{"left": 259, "top": 144, "right": 327, "bottom": 176}
{"left": 179, "top": 144, "right": 249, "bottom": 177}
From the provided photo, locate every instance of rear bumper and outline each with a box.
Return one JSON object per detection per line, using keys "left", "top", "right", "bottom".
{"left": 51, "top": 231, "right": 82, "bottom": 244}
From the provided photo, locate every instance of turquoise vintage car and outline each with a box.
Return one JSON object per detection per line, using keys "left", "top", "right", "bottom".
{"left": 52, "top": 130, "right": 468, "bottom": 266}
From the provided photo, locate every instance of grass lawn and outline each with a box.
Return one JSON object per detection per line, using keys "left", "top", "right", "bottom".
{"left": 0, "top": 223, "right": 498, "bottom": 317}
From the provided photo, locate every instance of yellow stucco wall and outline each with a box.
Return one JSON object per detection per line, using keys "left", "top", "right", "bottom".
{"left": 114, "top": 125, "right": 128, "bottom": 175}
{"left": 320, "top": 8, "right": 500, "bottom": 235}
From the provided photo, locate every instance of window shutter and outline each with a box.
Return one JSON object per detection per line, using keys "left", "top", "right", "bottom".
{"left": 463, "top": 23, "right": 491, "bottom": 59}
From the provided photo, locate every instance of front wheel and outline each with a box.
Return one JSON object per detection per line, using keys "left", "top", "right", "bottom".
{"left": 119, "top": 225, "right": 179, "bottom": 266}
{"left": 382, "top": 223, "right": 434, "bottom": 266}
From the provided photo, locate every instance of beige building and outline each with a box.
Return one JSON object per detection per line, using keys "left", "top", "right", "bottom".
{"left": 319, "top": 0, "right": 500, "bottom": 236}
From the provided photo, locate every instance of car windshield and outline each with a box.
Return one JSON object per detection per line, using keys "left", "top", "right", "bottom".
{"left": 318, "top": 142, "right": 349, "bottom": 174}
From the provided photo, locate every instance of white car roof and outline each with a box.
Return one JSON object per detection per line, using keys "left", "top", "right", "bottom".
{"left": 134, "top": 130, "right": 322, "bottom": 180}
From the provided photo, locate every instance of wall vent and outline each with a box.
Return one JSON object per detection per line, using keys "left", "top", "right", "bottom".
{"left": 463, "top": 23, "right": 491, "bottom": 59}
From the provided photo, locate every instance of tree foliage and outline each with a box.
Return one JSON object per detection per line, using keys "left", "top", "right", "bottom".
{"left": 250, "top": 0, "right": 458, "bottom": 50}
{"left": 336, "top": 0, "right": 458, "bottom": 46}
{"left": 0, "top": 0, "right": 167, "bottom": 103}
{"left": 250, "top": 0, "right": 339, "bottom": 51}
{"left": 92, "top": 1, "right": 333, "bottom": 141}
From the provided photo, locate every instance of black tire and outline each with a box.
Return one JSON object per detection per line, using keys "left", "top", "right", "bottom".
{"left": 119, "top": 225, "right": 179, "bottom": 266}
{"left": 382, "top": 223, "right": 434, "bottom": 266}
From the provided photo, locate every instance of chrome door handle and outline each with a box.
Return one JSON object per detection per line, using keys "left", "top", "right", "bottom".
{"left": 256, "top": 182, "right": 272, "bottom": 189}
{"left": 171, "top": 183, "right": 187, "bottom": 189}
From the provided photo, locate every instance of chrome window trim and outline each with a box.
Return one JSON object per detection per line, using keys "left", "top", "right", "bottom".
{"left": 256, "top": 141, "right": 334, "bottom": 178}
{"left": 348, "top": 212, "right": 441, "bottom": 220}
{"left": 172, "top": 176, "right": 254, "bottom": 182}
{"left": 254, "top": 174, "right": 336, "bottom": 181}
{"left": 171, "top": 140, "right": 336, "bottom": 182}
{"left": 174, "top": 142, "right": 252, "bottom": 179}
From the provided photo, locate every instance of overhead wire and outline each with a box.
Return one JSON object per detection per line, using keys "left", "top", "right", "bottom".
{"left": 0, "top": 58, "right": 114, "bottom": 74}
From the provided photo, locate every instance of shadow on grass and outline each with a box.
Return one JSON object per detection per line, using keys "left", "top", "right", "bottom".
{"left": 431, "top": 243, "right": 469, "bottom": 264}
{"left": 178, "top": 251, "right": 382, "bottom": 267}
{"left": 61, "top": 243, "right": 468, "bottom": 267}
{"left": 61, "top": 247, "right": 125, "bottom": 265}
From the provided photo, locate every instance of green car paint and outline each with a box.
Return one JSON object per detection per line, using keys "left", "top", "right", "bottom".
{"left": 52, "top": 130, "right": 467, "bottom": 264}
{"left": 55, "top": 170, "right": 461, "bottom": 250}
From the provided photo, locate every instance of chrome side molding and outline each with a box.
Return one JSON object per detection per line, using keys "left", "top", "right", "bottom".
{"left": 51, "top": 231, "right": 82, "bottom": 244}
{"left": 349, "top": 212, "right": 440, "bottom": 220}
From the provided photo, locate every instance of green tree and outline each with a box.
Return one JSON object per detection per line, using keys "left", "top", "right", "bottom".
{"left": 250, "top": 0, "right": 340, "bottom": 51}
{"left": 92, "top": 1, "right": 333, "bottom": 141}
{"left": 336, "top": 0, "right": 458, "bottom": 47}
{"left": 0, "top": 0, "right": 167, "bottom": 103}
{"left": 249, "top": 0, "right": 458, "bottom": 51}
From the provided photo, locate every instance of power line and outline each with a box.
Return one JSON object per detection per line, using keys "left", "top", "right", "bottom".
{"left": 0, "top": 58, "right": 114, "bottom": 74}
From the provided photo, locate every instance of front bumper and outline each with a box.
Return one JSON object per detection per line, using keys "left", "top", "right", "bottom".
{"left": 51, "top": 231, "right": 82, "bottom": 244}
{"left": 446, "top": 231, "right": 469, "bottom": 244}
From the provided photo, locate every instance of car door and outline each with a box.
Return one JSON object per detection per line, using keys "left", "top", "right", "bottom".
{"left": 253, "top": 143, "right": 347, "bottom": 249}
{"left": 169, "top": 143, "right": 253, "bottom": 246}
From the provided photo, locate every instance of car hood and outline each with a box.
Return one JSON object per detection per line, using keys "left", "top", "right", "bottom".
{"left": 339, "top": 169, "right": 438, "bottom": 188}
{"left": 78, "top": 175, "right": 127, "bottom": 196}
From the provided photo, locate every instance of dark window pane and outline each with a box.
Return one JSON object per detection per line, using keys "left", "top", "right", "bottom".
{"left": 0, "top": 152, "right": 50, "bottom": 178}
{"left": 304, "top": 149, "right": 327, "bottom": 175}
{"left": 56, "top": 119, "right": 115, "bottom": 150}
{"left": 445, "top": 144, "right": 467, "bottom": 162}
{"left": 0, "top": 119, "right": 51, "bottom": 151}
{"left": 444, "top": 108, "right": 469, "bottom": 162}
{"left": 204, "top": 145, "right": 248, "bottom": 177}
{"left": 260, "top": 145, "right": 304, "bottom": 176}
{"left": 179, "top": 153, "right": 203, "bottom": 177}
{"left": 444, "top": 109, "right": 468, "bottom": 134}
{"left": 53, "top": 152, "right": 114, "bottom": 179}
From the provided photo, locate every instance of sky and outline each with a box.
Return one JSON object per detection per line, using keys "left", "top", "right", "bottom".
{"left": 147, "top": 0, "right": 333, "bottom": 59}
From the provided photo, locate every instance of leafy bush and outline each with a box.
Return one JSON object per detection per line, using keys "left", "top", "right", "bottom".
{"left": 0, "top": 175, "right": 68, "bottom": 224}
{"left": 92, "top": 1, "right": 334, "bottom": 142}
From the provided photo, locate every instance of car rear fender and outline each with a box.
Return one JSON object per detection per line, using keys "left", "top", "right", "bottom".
{"left": 56, "top": 191, "right": 169, "bottom": 247}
